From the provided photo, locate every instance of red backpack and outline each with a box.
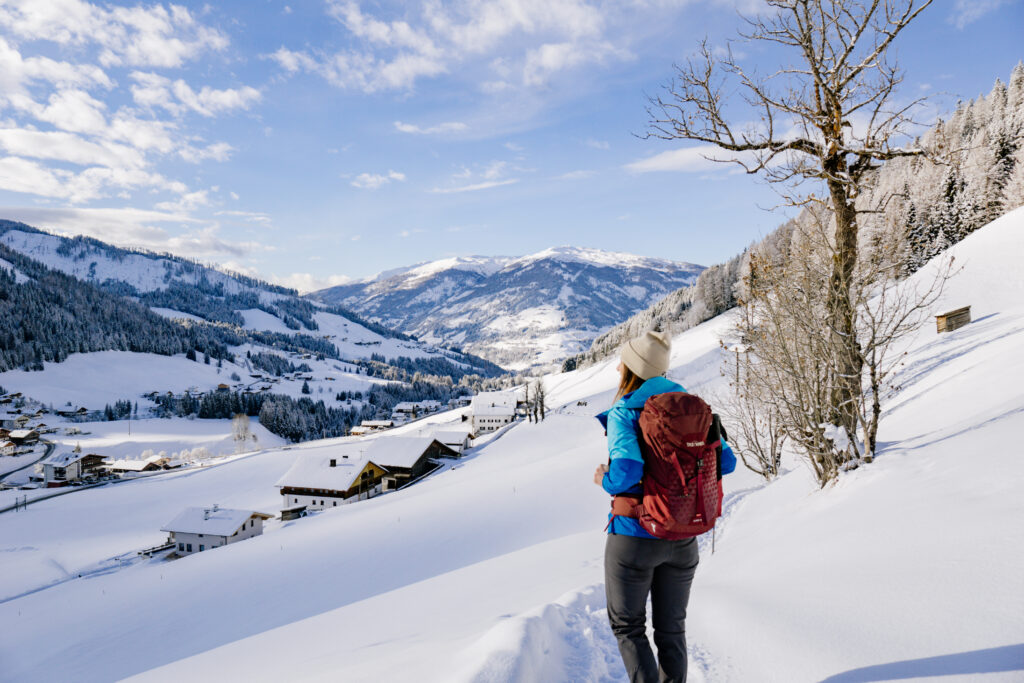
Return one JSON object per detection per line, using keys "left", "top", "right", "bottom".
{"left": 610, "top": 392, "right": 723, "bottom": 539}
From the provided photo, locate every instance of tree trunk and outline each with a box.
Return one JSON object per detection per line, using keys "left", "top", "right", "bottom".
{"left": 825, "top": 167, "right": 863, "bottom": 459}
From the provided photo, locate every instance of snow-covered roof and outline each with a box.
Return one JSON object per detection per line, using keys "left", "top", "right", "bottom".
{"left": 161, "top": 506, "right": 271, "bottom": 536}
{"left": 43, "top": 451, "right": 99, "bottom": 467}
{"left": 364, "top": 436, "right": 452, "bottom": 469}
{"left": 8, "top": 429, "right": 37, "bottom": 439}
{"left": 470, "top": 392, "right": 516, "bottom": 416}
{"left": 361, "top": 420, "right": 393, "bottom": 428}
{"left": 105, "top": 455, "right": 164, "bottom": 471}
{"left": 275, "top": 447, "right": 371, "bottom": 491}
{"left": 432, "top": 429, "right": 472, "bottom": 446}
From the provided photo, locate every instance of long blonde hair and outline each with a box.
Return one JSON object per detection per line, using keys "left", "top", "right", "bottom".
{"left": 614, "top": 363, "right": 645, "bottom": 402}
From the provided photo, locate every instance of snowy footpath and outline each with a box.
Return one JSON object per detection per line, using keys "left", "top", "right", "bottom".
{"left": 1, "top": 210, "right": 1024, "bottom": 682}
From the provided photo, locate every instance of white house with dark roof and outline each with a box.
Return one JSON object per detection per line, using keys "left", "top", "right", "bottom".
{"left": 8, "top": 428, "right": 39, "bottom": 445}
{"left": 275, "top": 447, "right": 388, "bottom": 510}
{"left": 364, "top": 436, "right": 456, "bottom": 490}
{"left": 41, "top": 450, "right": 106, "bottom": 486}
{"left": 161, "top": 505, "right": 273, "bottom": 556}
{"left": 470, "top": 392, "right": 517, "bottom": 435}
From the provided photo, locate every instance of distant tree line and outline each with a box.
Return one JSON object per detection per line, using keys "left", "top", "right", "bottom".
{"left": 249, "top": 351, "right": 311, "bottom": 377}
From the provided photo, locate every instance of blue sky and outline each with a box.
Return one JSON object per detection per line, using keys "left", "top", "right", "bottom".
{"left": 0, "top": 0, "right": 1021, "bottom": 291}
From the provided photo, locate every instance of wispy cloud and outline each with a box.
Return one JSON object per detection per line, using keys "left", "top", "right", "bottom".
{"left": 350, "top": 170, "right": 406, "bottom": 189}
{"left": 0, "top": 206, "right": 266, "bottom": 260}
{"left": 215, "top": 210, "right": 272, "bottom": 224}
{"left": 555, "top": 169, "right": 596, "bottom": 180}
{"left": 625, "top": 146, "right": 750, "bottom": 174}
{"left": 949, "top": 0, "right": 1014, "bottom": 29}
{"left": 429, "top": 179, "right": 518, "bottom": 194}
{"left": 394, "top": 120, "right": 467, "bottom": 135}
{"left": 585, "top": 138, "right": 610, "bottom": 150}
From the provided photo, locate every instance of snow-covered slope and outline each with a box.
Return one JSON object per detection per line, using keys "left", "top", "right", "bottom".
{"left": 1, "top": 210, "right": 1022, "bottom": 681}
{"left": 314, "top": 246, "right": 704, "bottom": 370}
{"left": 0, "top": 225, "right": 263, "bottom": 297}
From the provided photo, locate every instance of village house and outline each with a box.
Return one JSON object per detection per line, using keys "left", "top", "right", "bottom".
{"left": 8, "top": 428, "right": 39, "bottom": 445}
{"left": 431, "top": 429, "right": 474, "bottom": 456}
{"left": 448, "top": 396, "right": 473, "bottom": 409}
{"left": 161, "top": 505, "right": 273, "bottom": 556}
{"left": 104, "top": 454, "right": 167, "bottom": 474}
{"left": 364, "top": 436, "right": 457, "bottom": 491}
{"left": 470, "top": 392, "right": 517, "bottom": 435}
{"left": 1, "top": 441, "right": 18, "bottom": 456}
{"left": 41, "top": 451, "right": 106, "bottom": 487}
{"left": 350, "top": 419, "right": 393, "bottom": 436}
{"left": 276, "top": 447, "right": 388, "bottom": 510}
{"left": 391, "top": 400, "right": 443, "bottom": 422}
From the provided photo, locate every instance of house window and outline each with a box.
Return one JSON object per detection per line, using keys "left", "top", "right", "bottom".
{"left": 198, "top": 533, "right": 204, "bottom": 538}
{"left": 199, "top": 544, "right": 205, "bottom": 552}
{"left": 186, "top": 543, "right": 192, "bottom": 552}
{"left": 333, "top": 501, "right": 337, "bottom": 506}
{"left": 178, "top": 543, "right": 184, "bottom": 551}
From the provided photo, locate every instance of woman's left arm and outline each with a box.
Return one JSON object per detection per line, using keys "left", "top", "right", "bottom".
{"left": 602, "top": 406, "right": 645, "bottom": 495}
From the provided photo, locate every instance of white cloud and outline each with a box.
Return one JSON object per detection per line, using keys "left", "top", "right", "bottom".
{"left": 555, "top": 169, "right": 596, "bottom": 180}
{"left": 0, "top": 155, "right": 183, "bottom": 203}
{"left": 522, "top": 40, "right": 629, "bottom": 87}
{"left": 429, "top": 178, "right": 518, "bottom": 194}
{"left": 34, "top": 89, "right": 109, "bottom": 135}
{"left": 394, "top": 120, "right": 468, "bottom": 135}
{"left": 350, "top": 170, "right": 406, "bottom": 189}
{"left": 0, "top": 0, "right": 228, "bottom": 68}
{"left": 179, "top": 141, "right": 233, "bottom": 163}
{"left": 268, "top": 47, "right": 320, "bottom": 73}
{"left": 949, "top": 0, "right": 1014, "bottom": 29}
{"left": 215, "top": 210, "right": 271, "bottom": 224}
{"left": 0, "top": 37, "right": 112, "bottom": 96}
{"left": 270, "top": 0, "right": 633, "bottom": 93}
{"left": 0, "top": 128, "right": 144, "bottom": 168}
{"left": 585, "top": 138, "right": 609, "bottom": 150}
{"left": 0, "top": 16, "right": 255, "bottom": 212}
{"left": 130, "top": 72, "right": 262, "bottom": 117}
{"left": 155, "top": 189, "right": 210, "bottom": 212}
{"left": 625, "top": 145, "right": 752, "bottom": 174}
{"left": 270, "top": 272, "right": 353, "bottom": 294}
{"left": 0, "top": 206, "right": 265, "bottom": 260}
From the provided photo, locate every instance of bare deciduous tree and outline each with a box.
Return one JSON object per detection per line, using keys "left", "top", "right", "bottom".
{"left": 718, "top": 344, "right": 788, "bottom": 481}
{"left": 732, "top": 201, "right": 949, "bottom": 486}
{"left": 647, "top": 0, "right": 934, "bottom": 456}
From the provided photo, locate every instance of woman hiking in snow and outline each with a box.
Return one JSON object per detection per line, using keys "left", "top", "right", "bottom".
{"left": 594, "top": 330, "right": 736, "bottom": 683}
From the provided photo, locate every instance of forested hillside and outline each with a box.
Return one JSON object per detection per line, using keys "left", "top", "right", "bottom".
{"left": 569, "top": 64, "right": 1024, "bottom": 370}
{"left": 0, "top": 241, "right": 239, "bottom": 372}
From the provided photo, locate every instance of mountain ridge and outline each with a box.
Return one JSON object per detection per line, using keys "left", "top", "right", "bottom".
{"left": 313, "top": 246, "right": 704, "bottom": 370}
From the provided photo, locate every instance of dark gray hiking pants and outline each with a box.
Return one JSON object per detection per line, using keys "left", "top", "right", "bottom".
{"left": 605, "top": 533, "right": 699, "bottom": 683}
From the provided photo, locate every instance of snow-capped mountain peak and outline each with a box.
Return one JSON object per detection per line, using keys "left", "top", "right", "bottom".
{"left": 315, "top": 246, "right": 704, "bottom": 370}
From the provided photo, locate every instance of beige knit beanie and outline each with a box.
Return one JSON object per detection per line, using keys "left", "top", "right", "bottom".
{"left": 621, "top": 330, "right": 671, "bottom": 380}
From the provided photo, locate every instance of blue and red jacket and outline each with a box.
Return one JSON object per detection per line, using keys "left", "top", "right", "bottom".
{"left": 597, "top": 376, "right": 736, "bottom": 537}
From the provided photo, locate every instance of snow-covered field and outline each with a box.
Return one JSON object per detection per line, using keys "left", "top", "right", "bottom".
{"left": 0, "top": 347, "right": 382, "bottom": 412}
{"left": 1, "top": 210, "right": 1022, "bottom": 682}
